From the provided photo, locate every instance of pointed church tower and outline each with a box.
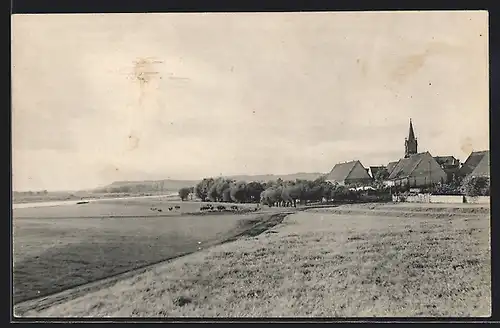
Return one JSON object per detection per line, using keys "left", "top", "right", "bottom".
{"left": 404, "top": 118, "right": 418, "bottom": 158}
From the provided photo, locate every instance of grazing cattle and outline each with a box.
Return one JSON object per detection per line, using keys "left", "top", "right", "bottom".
{"left": 217, "top": 205, "right": 226, "bottom": 211}
{"left": 157, "top": 209, "right": 162, "bottom": 212}
{"left": 168, "top": 207, "right": 173, "bottom": 211}
{"left": 174, "top": 205, "right": 181, "bottom": 209}
{"left": 230, "top": 205, "right": 238, "bottom": 210}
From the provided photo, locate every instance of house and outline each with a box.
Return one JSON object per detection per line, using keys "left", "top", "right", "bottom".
{"left": 459, "top": 150, "right": 490, "bottom": 178}
{"left": 369, "top": 166, "right": 387, "bottom": 179}
{"left": 386, "top": 151, "right": 448, "bottom": 187}
{"left": 470, "top": 152, "right": 490, "bottom": 177}
{"left": 386, "top": 161, "right": 398, "bottom": 175}
{"left": 434, "top": 155, "right": 461, "bottom": 182}
{"left": 325, "top": 160, "right": 373, "bottom": 186}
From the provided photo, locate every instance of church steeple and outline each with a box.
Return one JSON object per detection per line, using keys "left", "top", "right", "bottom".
{"left": 408, "top": 119, "right": 415, "bottom": 140}
{"left": 404, "top": 118, "right": 418, "bottom": 158}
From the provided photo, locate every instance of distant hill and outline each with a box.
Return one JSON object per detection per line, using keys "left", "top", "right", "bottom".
{"left": 94, "top": 179, "right": 199, "bottom": 193}
{"left": 225, "top": 172, "right": 325, "bottom": 182}
{"left": 95, "top": 172, "right": 325, "bottom": 193}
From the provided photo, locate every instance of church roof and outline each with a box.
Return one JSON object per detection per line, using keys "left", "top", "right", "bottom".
{"left": 459, "top": 150, "right": 489, "bottom": 176}
{"left": 326, "top": 160, "right": 371, "bottom": 182}
{"left": 388, "top": 152, "right": 444, "bottom": 180}
{"left": 388, "top": 157, "right": 418, "bottom": 180}
{"left": 386, "top": 161, "right": 398, "bottom": 174}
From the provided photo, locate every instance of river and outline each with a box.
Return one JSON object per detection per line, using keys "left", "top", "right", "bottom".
{"left": 12, "top": 193, "right": 179, "bottom": 209}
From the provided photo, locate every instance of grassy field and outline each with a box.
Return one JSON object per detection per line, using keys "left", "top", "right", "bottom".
{"left": 17, "top": 203, "right": 490, "bottom": 317}
{"left": 12, "top": 199, "right": 264, "bottom": 305}
{"left": 13, "top": 198, "right": 259, "bottom": 218}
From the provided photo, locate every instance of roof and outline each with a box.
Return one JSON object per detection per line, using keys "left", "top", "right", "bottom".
{"left": 388, "top": 152, "right": 443, "bottom": 180}
{"left": 434, "top": 156, "right": 459, "bottom": 166}
{"left": 470, "top": 151, "right": 490, "bottom": 177}
{"left": 388, "top": 157, "right": 417, "bottom": 180}
{"left": 386, "top": 161, "right": 398, "bottom": 174}
{"left": 326, "top": 161, "right": 357, "bottom": 182}
{"left": 369, "top": 166, "right": 386, "bottom": 178}
{"left": 408, "top": 119, "right": 416, "bottom": 141}
{"left": 326, "top": 160, "right": 371, "bottom": 182}
{"left": 459, "top": 150, "right": 489, "bottom": 176}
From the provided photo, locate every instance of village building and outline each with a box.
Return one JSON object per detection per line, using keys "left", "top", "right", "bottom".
{"left": 386, "top": 161, "right": 398, "bottom": 175}
{"left": 433, "top": 156, "right": 461, "bottom": 182}
{"left": 325, "top": 160, "right": 373, "bottom": 186}
{"left": 384, "top": 119, "right": 448, "bottom": 187}
{"left": 459, "top": 150, "right": 490, "bottom": 178}
{"left": 368, "top": 166, "right": 386, "bottom": 179}
{"left": 386, "top": 151, "right": 448, "bottom": 187}
{"left": 404, "top": 119, "right": 418, "bottom": 158}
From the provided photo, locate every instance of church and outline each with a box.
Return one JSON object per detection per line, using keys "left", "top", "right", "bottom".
{"left": 383, "top": 119, "right": 449, "bottom": 187}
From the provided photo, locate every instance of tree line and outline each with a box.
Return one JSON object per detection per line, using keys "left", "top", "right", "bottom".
{"left": 178, "top": 173, "right": 490, "bottom": 205}
{"left": 178, "top": 176, "right": 391, "bottom": 207}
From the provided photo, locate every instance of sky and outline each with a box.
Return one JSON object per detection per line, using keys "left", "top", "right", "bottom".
{"left": 12, "top": 11, "right": 489, "bottom": 191}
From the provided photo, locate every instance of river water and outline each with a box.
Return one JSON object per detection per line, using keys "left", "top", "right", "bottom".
{"left": 12, "top": 194, "right": 179, "bottom": 209}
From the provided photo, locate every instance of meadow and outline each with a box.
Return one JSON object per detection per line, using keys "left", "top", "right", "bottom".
{"left": 16, "top": 202, "right": 490, "bottom": 317}
{"left": 13, "top": 198, "right": 264, "bottom": 306}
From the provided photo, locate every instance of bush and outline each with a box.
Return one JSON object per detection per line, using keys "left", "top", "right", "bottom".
{"left": 178, "top": 187, "right": 192, "bottom": 201}
{"left": 461, "top": 175, "right": 490, "bottom": 197}
{"left": 431, "top": 182, "right": 462, "bottom": 195}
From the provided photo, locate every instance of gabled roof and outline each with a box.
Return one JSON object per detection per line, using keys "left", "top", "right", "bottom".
{"left": 434, "top": 156, "right": 459, "bottom": 166}
{"left": 470, "top": 151, "right": 490, "bottom": 177}
{"left": 369, "top": 166, "right": 386, "bottom": 178}
{"left": 388, "top": 157, "right": 420, "bottom": 180}
{"left": 326, "top": 160, "right": 371, "bottom": 182}
{"left": 326, "top": 161, "right": 357, "bottom": 182}
{"left": 388, "top": 151, "right": 443, "bottom": 180}
{"left": 386, "top": 161, "right": 398, "bottom": 174}
{"left": 459, "top": 150, "right": 489, "bottom": 176}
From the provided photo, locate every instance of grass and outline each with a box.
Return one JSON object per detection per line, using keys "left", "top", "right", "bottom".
{"left": 18, "top": 203, "right": 490, "bottom": 317}
{"left": 12, "top": 199, "right": 263, "bottom": 304}
{"left": 13, "top": 198, "right": 259, "bottom": 218}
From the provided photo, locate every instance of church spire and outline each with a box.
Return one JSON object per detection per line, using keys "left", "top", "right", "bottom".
{"left": 408, "top": 118, "right": 415, "bottom": 141}
{"left": 404, "top": 118, "right": 418, "bottom": 158}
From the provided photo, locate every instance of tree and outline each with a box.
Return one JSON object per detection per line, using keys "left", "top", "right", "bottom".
{"left": 461, "top": 175, "right": 490, "bottom": 197}
{"left": 230, "top": 181, "right": 248, "bottom": 203}
{"left": 246, "top": 181, "right": 265, "bottom": 203}
{"left": 321, "top": 181, "right": 335, "bottom": 202}
{"left": 260, "top": 186, "right": 283, "bottom": 207}
{"left": 178, "top": 187, "right": 191, "bottom": 201}
{"left": 432, "top": 179, "right": 462, "bottom": 195}
{"left": 205, "top": 177, "right": 233, "bottom": 202}
{"left": 281, "top": 182, "right": 302, "bottom": 207}
{"left": 195, "top": 178, "right": 215, "bottom": 201}
{"left": 208, "top": 183, "right": 219, "bottom": 202}
{"left": 331, "top": 185, "right": 350, "bottom": 201}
